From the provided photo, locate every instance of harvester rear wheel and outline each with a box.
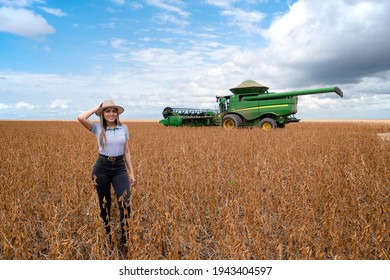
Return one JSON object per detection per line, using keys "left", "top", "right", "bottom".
{"left": 259, "top": 118, "right": 277, "bottom": 131}
{"left": 222, "top": 114, "right": 243, "bottom": 129}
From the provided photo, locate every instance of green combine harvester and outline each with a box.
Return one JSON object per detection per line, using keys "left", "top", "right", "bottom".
{"left": 159, "top": 80, "right": 343, "bottom": 130}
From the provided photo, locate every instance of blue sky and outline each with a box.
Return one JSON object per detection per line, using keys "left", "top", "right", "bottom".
{"left": 1, "top": 0, "right": 390, "bottom": 120}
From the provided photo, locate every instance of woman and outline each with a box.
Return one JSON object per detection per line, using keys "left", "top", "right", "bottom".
{"left": 77, "top": 100, "right": 135, "bottom": 255}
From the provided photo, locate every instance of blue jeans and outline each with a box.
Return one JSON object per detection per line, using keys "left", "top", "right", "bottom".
{"left": 92, "top": 154, "right": 131, "bottom": 244}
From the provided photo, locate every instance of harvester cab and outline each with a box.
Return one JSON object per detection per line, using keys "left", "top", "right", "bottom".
{"left": 216, "top": 95, "right": 230, "bottom": 114}
{"left": 159, "top": 80, "right": 343, "bottom": 129}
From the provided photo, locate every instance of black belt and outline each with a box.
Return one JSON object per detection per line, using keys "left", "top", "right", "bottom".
{"left": 99, "top": 154, "right": 124, "bottom": 161}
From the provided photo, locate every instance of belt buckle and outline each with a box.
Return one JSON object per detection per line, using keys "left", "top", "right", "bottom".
{"left": 107, "top": 156, "right": 116, "bottom": 161}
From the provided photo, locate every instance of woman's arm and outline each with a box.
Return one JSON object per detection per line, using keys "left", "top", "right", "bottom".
{"left": 77, "top": 103, "right": 102, "bottom": 131}
{"left": 124, "top": 140, "right": 135, "bottom": 185}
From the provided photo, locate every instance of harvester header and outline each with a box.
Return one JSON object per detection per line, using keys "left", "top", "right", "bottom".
{"left": 159, "top": 80, "right": 343, "bottom": 130}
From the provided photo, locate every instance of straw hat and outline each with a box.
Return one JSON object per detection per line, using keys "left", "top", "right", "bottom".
{"left": 95, "top": 100, "right": 124, "bottom": 116}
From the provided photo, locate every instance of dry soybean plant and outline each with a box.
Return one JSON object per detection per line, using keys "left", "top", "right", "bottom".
{"left": 0, "top": 121, "right": 389, "bottom": 260}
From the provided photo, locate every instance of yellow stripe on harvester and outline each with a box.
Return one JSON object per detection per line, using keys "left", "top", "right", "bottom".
{"left": 231, "top": 104, "right": 289, "bottom": 112}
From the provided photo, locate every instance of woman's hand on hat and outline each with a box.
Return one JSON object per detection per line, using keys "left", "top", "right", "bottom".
{"left": 95, "top": 102, "right": 103, "bottom": 112}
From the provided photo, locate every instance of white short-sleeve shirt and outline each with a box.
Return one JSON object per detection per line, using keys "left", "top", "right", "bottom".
{"left": 91, "top": 123, "right": 129, "bottom": 156}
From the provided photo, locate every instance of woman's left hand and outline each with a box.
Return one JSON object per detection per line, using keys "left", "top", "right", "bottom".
{"left": 129, "top": 174, "right": 135, "bottom": 185}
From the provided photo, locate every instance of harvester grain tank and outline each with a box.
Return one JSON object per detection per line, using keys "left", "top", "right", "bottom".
{"left": 159, "top": 80, "right": 343, "bottom": 130}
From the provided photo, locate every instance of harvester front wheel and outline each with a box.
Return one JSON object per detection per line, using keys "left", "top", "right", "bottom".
{"left": 222, "top": 114, "right": 243, "bottom": 129}
{"left": 259, "top": 118, "right": 277, "bottom": 131}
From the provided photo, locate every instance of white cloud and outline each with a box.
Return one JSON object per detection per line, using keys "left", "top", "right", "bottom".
{"left": 146, "top": 0, "right": 190, "bottom": 18}
{"left": 0, "top": 6, "right": 55, "bottom": 37}
{"left": 204, "top": 0, "right": 266, "bottom": 34}
{"left": 99, "top": 22, "right": 117, "bottom": 29}
{"left": 39, "top": 7, "right": 67, "bottom": 17}
{"left": 50, "top": 99, "right": 70, "bottom": 109}
{"left": 129, "top": 2, "right": 143, "bottom": 10}
{"left": 152, "top": 13, "right": 190, "bottom": 26}
{"left": 221, "top": 8, "right": 265, "bottom": 33}
{"left": 0, "top": 103, "right": 9, "bottom": 110}
{"left": 128, "top": 47, "right": 207, "bottom": 70}
{"left": 260, "top": 0, "right": 390, "bottom": 85}
{"left": 0, "top": 0, "right": 45, "bottom": 7}
{"left": 204, "top": 0, "right": 238, "bottom": 9}
{"left": 111, "top": 0, "right": 125, "bottom": 5}
{"left": 222, "top": 8, "right": 265, "bottom": 24}
{"left": 110, "top": 38, "right": 134, "bottom": 51}
{"left": 15, "top": 101, "right": 35, "bottom": 109}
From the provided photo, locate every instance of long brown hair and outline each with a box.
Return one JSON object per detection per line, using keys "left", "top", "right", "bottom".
{"left": 99, "top": 108, "right": 122, "bottom": 149}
